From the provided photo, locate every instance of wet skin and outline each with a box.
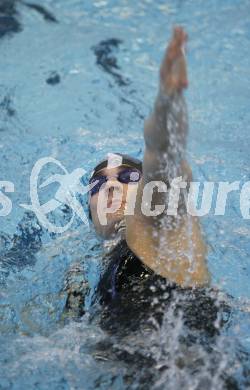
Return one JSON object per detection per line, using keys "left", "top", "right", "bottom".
{"left": 90, "top": 27, "right": 210, "bottom": 287}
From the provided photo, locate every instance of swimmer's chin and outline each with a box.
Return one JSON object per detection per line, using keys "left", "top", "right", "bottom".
{"left": 96, "top": 214, "right": 125, "bottom": 240}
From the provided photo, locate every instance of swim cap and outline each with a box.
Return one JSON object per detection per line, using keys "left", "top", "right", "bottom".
{"left": 89, "top": 153, "right": 142, "bottom": 182}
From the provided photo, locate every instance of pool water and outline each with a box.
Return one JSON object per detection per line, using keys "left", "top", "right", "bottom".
{"left": 0, "top": 0, "right": 250, "bottom": 389}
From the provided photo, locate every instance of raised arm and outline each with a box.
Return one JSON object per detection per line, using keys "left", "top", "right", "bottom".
{"left": 143, "top": 27, "right": 190, "bottom": 187}
{"left": 126, "top": 28, "right": 210, "bottom": 286}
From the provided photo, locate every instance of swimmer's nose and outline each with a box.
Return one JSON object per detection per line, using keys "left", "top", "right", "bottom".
{"left": 105, "top": 179, "right": 123, "bottom": 197}
{"left": 104, "top": 180, "right": 123, "bottom": 208}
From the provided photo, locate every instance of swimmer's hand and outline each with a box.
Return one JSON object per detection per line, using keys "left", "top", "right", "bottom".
{"left": 160, "top": 26, "right": 188, "bottom": 95}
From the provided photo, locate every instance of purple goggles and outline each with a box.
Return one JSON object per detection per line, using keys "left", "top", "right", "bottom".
{"left": 89, "top": 167, "right": 141, "bottom": 197}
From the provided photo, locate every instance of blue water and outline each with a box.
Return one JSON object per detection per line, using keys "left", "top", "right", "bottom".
{"left": 0, "top": 0, "right": 250, "bottom": 389}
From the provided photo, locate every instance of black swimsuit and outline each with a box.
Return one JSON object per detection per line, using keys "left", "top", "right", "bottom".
{"left": 98, "top": 239, "right": 157, "bottom": 304}
{"left": 88, "top": 241, "right": 247, "bottom": 390}
{"left": 95, "top": 240, "right": 228, "bottom": 338}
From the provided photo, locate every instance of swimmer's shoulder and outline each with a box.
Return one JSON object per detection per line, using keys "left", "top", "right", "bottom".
{"left": 125, "top": 213, "right": 210, "bottom": 288}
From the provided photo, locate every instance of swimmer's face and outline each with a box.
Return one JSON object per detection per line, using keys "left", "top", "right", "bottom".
{"left": 89, "top": 166, "right": 141, "bottom": 239}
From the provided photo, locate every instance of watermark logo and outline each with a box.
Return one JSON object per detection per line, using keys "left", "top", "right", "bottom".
{"left": 19, "top": 157, "right": 96, "bottom": 233}
{"left": 1, "top": 154, "right": 250, "bottom": 234}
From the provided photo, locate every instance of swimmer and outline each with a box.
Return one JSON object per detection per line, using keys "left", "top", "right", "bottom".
{"left": 62, "top": 28, "right": 247, "bottom": 388}
{"left": 62, "top": 32, "right": 233, "bottom": 383}
{"left": 88, "top": 26, "right": 210, "bottom": 289}
{"left": 64, "top": 26, "right": 214, "bottom": 321}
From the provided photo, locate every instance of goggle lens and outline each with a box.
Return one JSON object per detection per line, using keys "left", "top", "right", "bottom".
{"left": 89, "top": 168, "right": 141, "bottom": 197}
